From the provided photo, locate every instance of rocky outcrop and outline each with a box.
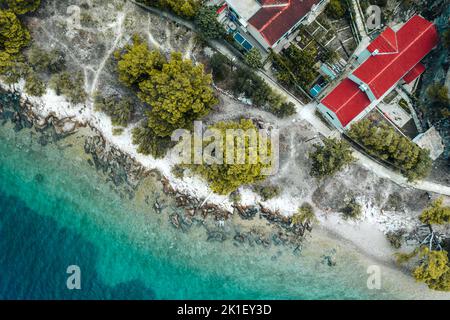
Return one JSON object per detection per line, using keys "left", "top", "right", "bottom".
{"left": 1, "top": 88, "right": 313, "bottom": 254}
{"left": 84, "top": 133, "right": 148, "bottom": 191}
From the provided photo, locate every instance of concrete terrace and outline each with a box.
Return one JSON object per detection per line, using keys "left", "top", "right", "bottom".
{"left": 226, "top": 0, "right": 261, "bottom": 22}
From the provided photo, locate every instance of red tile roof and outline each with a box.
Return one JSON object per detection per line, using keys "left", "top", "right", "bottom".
{"left": 258, "top": 0, "right": 289, "bottom": 5}
{"left": 321, "top": 79, "right": 372, "bottom": 127}
{"left": 217, "top": 3, "right": 228, "bottom": 14}
{"left": 352, "top": 15, "right": 438, "bottom": 99}
{"left": 320, "top": 15, "right": 438, "bottom": 128}
{"left": 403, "top": 62, "right": 426, "bottom": 84}
{"left": 248, "top": 0, "right": 320, "bottom": 46}
{"left": 366, "top": 27, "right": 398, "bottom": 54}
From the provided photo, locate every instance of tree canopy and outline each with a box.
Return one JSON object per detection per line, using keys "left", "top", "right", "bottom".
{"left": 309, "top": 137, "right": 355, "bottom": 178}
{"left": 348, "top": 119, "right": 432, "bottom": 181}
{"left": 209, "top": 52, "right": 229, "bottom": 82}
{"left": 192, "top": 119, "right": 273, "bottom": 195}
{"left": 0, "top": 52, "right": 28, "bottom": 83}
{"left": 138, "top": 52, "right": 217, "bottom": 137}
{"left": 292, "top": 202, "right": 317, "bottom": 225}
{"left": 442, "top": 29, "right": 450, "bottom": 49}
{"left": 115, "top": 36, "right": 165, "bottom": 87}
{"left": 0, "top": 9, "right": 30, "bottom": 55}
{"left": 2, "top": 0, "right": 41, "bottom": 15}
{"left": 419, "top": 197, "right": 450, "bottom": 225}
{"left": 244, "top": 48, "right": 263, "bottom": 69}
{"left": 272, "top": 45, "right": 318, "bottom": 88}
{"left": 115, "top": 36, "right": 217, "bottom": 157}
{"left": 325, "top": 0, "right": 346, "bottom": 19}
{"left": 194, "top": 5, "right": 224, "bottom": 40}
{"left": 0, "top": 8, "right": 32, "bottom": 83}
{"left": 413, "top": 247, "right": 450, "bottom": 291}
{"left": 138, "top": 0, "right": 200, "bottom": 19}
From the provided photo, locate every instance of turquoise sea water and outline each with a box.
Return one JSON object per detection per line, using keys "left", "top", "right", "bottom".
{"left": 0, "top": 94, "right": 420, "bottom": 300}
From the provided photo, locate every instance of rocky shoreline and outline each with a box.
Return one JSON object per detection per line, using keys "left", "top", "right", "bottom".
{"left": 0, "top": 88, "right": 313, "bottom": 255}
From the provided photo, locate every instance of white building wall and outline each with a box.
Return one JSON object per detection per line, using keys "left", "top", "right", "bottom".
{"left": 247, "top": 24, "right": 271, "bottom": 51}
{"left": 317, "top": 103, "right": 344, "bottom": 131}
{"left": 356, "top": 49, "right": 371, "bottom": 64}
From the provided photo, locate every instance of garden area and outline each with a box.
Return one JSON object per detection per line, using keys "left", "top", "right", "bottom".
{"left": 205, "top": 52, "right": 296, "bottom": 118}
{"left": 268, "top": 0, "right": 358, "bottom": 102}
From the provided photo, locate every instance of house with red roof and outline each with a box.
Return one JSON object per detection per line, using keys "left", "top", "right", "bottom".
{"left": 318, "top": 15, "right": 439, "bottom": 131}
{"left": 224, "top": 0, "right": 326, "bottom": 51}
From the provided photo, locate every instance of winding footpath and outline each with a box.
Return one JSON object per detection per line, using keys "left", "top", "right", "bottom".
{"left": 129, "top": 0, "right": 450, "bottom": 197}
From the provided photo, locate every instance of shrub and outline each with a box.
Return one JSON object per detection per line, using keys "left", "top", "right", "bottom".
{"left": 229, "top": 190, "right": 242, "bottom": 204}
{"left": 275, "top": 102, "right": 296, "bottom": 118}
{"left": 171, "top": 165, "right": 185, "bottom": 179}
{"left": 348, "top": 119, "right": 432, "bottom": 181}
{"left": 24, "top": 72, "right": 46, "bottom": 97}
{"left": 94, "top": 94, "right": 135, "bottom": 127}
{"left": 27, "top": 45, "right": 66, "bottom": 74}
{"left": 309, "top": 138, "right": 355, "bottom": 178}
{"left": 292, "top": 202, "right": 317, "bottom": 225}
{"left": 384, "top": 192, "right": 404, "bottom": 211}
{"left": 427, "top": 83, "right": 449, "bottom": 104}
{"left": 419, "top": 197, "right": 450, "bottom": 225}
{"left": 386, "top": 230, "right": 405, "bottom": 249}
{"left": 112, "top": 128, "right": 124, "bottom": 136}
{"left": 194, "top": 6, "right": 224, "bottom": 40}
{"left": 131, "top": 124, "right": 173, "bottom": 158}
{"left": 253, "top": 184, "right": 281, "bottom": 201}
{"left": 230, "top": 65, "right": 296, "bottom": 117}
{"left": 50, "top": 71, "right": 87, "bottom": 104}
{"left": 341, "top": 198, "right": 362, "bottom": 220}
{"left": 244, "top": 48, "right": 263, "bottom": 69}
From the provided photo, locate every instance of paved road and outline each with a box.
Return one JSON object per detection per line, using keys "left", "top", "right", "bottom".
{"left": 129, "top": 0, "right": 450, "bottom": 196}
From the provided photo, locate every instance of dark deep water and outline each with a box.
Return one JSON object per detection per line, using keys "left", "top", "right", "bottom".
{"left": 0, "top": 191, "right": 154, "bottom": 299}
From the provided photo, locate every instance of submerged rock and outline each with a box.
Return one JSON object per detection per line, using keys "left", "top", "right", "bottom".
{"left": 34, "top": 173, "right": 45, "bottom": 183}
{"left": 207, "top": 230, "right": 226, "bottom": 242}
{"left": 153, "top": 199, "right": 162, "bottom": 214}
{"left": 233, "top": 204, "right": 258, "bottom": 220}
{"left": 321, "top": 249, "right": 337, "bottom": 267}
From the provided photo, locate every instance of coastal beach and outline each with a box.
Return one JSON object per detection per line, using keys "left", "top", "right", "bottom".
{"left": 1, "top": 90, "right": 449, "bottom": 299}
{"left": 1, "top": 0, "right": 449, "bottom": 300}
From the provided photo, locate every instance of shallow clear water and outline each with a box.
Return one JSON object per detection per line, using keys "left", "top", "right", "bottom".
{"left": 0, "top": 94, "right": 416, "bottom": 300}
